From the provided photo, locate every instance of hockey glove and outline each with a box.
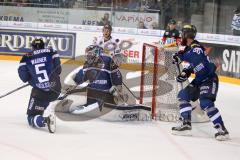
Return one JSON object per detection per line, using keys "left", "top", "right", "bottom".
{"left": 176, "top": 68, "right": 191, "bottom": 83}
{"left": 109, "top": 85, "right": 121, "bottom": 96}
{"left": 172, "top": 53, "right": 181, "bottom": 64}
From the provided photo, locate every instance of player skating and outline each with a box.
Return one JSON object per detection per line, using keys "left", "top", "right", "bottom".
{"left": 18, "top": 38, "right": 61, "bottom": 133}
{"left": 172, "top": 25, "right": 229, "bottom": 141}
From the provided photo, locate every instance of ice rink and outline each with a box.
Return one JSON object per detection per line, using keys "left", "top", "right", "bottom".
{"left": 0, "top": 60, "right": 240, "bottom": 160}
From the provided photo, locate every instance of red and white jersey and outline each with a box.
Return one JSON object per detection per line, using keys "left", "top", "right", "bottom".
{"left": 93, "top": 36, "right": 121, "bottom": 56}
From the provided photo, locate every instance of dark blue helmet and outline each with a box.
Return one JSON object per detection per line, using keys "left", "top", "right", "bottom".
{"left": 31, "top": 38, "right": 45, "bottom": 50}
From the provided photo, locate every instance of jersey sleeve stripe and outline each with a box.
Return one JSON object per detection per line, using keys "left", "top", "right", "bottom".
{"left": 111, "top": 69, "right": 120, "bottom": 73}
{"left": 52, "top": 54, "right": 60, "bottom": 59}
{"left": 83, "top": 67, "right": 112, "bottom": 73}
{"left": 19, "top": 62, "right": 26, "bottom": 67}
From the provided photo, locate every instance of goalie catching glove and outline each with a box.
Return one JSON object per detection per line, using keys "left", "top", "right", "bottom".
{"left": 109, "top": 85, "right": 128, "bottom": 105}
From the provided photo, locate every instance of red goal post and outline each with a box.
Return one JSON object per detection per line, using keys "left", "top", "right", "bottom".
{"left": 140, "top": 43, "right": 159, "bottom": 119}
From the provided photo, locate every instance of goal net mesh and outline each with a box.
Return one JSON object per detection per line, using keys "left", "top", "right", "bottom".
{"left": 139, "top": 43, "right": 209, "bottom": 122}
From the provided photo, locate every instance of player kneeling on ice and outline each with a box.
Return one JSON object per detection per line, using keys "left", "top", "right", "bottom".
{"left": 64, "top": 45, "right": 127, "bottom": 115}
{"left": 18, "top": 38, "right": 61, "bottom": 133}
{"left": 172, "top": 25, "right": 229, "bottom": 141}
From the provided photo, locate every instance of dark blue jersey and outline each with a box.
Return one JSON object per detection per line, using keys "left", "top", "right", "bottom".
{"left": 74, "top": 55, "right": 122, "bottom": 91}
{"left": 18, "top": 48, "right": 62, "bottom": 91}
{"left": 178, "top": 40, "right": 216, "bottom": 85}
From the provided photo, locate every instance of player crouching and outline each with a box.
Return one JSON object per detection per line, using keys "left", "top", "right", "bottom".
{"left": 18, "top": 38, "right": 61, "bottom": 133}
{"left": 64, "top": 45, "right": 127, "bottom": 115}
{"left": 172, "top": 25, "right": 229, "bottom": 141}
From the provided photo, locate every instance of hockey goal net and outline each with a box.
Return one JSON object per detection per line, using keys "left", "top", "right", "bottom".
{"left": 140, "top": 43, "right": 209, "bottom": 122}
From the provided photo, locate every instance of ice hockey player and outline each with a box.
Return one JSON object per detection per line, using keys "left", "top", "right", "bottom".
{"left": 18, "top": 38, "right": 61, "bottom": 133}
{"left": 65, "top": 45, "right": 126, "bottom": 114}
{"left": 172, "top": 25, "right": 229, "bottom": 141}
{"left": 162, "top": 19, "right": 181, "bottom": 47}
{"left": 93, "top": 24, "right": 121, "bottom": 57}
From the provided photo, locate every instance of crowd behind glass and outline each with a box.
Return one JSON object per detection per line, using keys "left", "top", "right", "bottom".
{"left": 0, "top": 0, "right": 240, "bottom": 36}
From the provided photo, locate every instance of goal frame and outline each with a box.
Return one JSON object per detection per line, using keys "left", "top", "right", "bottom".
{"left": 140, "top": 43, "right": 159, "bottom": 120}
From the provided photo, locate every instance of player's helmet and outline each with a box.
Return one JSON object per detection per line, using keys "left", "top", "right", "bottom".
{"left": 182, "top": 25, "right": 197, "bottom": 39}
{"left": 103, "top": 24, "right": 112, "bottom": 31}
{"left": 181, "top": 24, "right": 197, "bottom": 46}
{"left": 234, "top": 6, "right": 240, "bottom": 14}
{"left": 31, "top": 38, "right": 45, "bottom": 50}
{"left": 85, "top": 45, "right": 103, "bottom": 64}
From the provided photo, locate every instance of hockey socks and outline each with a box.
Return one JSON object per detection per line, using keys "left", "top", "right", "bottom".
{"left": 27, "top": 115, "right": 45, "bottom": 128}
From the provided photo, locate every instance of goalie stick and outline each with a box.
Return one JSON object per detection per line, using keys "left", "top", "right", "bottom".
{"left": 0, "top": 84, "right": 29, "bottom": 99}
{"left": 122, "top": 81, "right": 140, "bottom": 103}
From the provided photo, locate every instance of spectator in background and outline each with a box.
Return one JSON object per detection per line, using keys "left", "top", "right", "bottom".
{"left": 161, "top": 19, "right": 181, "bottom": 80}
{"left": 138, "top": 21, "right": 147, "bottom": 29}
{"left": 150, "top": 21, "right": 159, "bottom": 30}
{"left": 162, "top": 19, "right": 181, "bottom": 45}
{"left": 98, "top": 12, "right": 111, "bottom": 26}
{"left": 231, "top": 6, "right": 240, "bottom": 36}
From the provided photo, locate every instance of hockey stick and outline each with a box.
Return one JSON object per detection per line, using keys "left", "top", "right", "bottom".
{"left": 176, "top": 62, "right": 184, "bottom": 89}
{"left": 175, "top": 62, "right": 199, "bottom": 112}
{"left": 122, "top": 81, "right": 140, "bottom": 102}
{"left": 0, "top": 83, "right": 29, "bottom": 99}
{"left": 58, "top": 57, "right": 106, "bottom": 101}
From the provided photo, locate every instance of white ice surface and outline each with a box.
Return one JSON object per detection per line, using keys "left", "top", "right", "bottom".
{"left": 0, "top": 60, "right": 240, "bottom": 160}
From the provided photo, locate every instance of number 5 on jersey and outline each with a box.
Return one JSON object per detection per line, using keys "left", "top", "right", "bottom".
{"left": 35, "top": 63, "right": 49, "bottom": 83}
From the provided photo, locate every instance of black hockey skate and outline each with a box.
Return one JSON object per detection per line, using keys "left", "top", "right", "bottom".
{"left": 44, "top": 113, "right": 56, "bottom": 133}
{"left": 214, "top": 124, "right": 230, "bottom": 141}
{"left": 172, "top": 118, "right": 192, "bottom": 136}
